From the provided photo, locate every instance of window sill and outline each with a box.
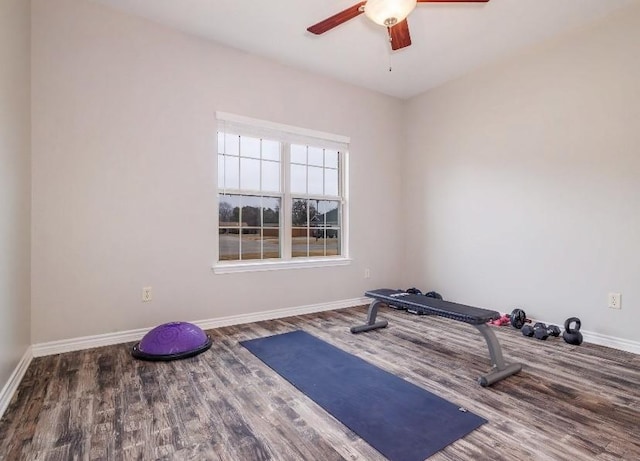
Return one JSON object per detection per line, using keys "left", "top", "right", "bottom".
{"left": 213, "top": 257, "right": 352, "bottom": 274}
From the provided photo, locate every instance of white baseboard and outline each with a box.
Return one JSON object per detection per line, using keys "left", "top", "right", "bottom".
{"left": 31, "top": 301, "right": 640, "bottom": 358}
{"left": 0, "top": 347, "right": 33, "bottom": 420}
{"left": 32, "top": 297, "right": 369, "bottom": 357}
{"left": 582, "top": 330, "right": 640, "bottom": 355}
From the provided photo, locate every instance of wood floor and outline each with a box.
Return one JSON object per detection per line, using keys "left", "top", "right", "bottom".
{"left": 1, "top": 305, "right": 639, "bottom": 460}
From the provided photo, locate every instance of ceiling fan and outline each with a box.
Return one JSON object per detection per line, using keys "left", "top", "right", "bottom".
{"left": 307, "top": 0, "right": 490, "bottom": 51}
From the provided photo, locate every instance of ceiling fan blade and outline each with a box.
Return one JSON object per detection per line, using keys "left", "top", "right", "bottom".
{"left": 416, "top": 0, "right": 489, "bottom": 3}
{"left": 388, "top": 19, "right": 412, "bottom": 51}
{"left": 307, "top": 2, "right": 366, "bottom": 35}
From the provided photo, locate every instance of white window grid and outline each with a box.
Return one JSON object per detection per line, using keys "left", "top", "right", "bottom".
{"left": 215, "top": 113, "right": 349, "bottom": 267}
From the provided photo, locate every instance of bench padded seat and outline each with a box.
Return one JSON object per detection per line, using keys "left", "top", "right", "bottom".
{"left": 365, "top": 289, "right": 500, "bottom": 325}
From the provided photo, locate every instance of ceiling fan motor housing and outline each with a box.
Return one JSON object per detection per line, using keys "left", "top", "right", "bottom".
{"left": 365, "top": 0, "right": 417, "bottom": 27}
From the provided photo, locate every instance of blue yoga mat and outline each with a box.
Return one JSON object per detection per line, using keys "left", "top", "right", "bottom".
{"left": 240, "top": 330, "right": 487, "bottom": 461}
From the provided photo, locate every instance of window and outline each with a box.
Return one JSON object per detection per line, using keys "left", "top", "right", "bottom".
{"left": 215, "top": 113, "right": 349, "bottom": 273}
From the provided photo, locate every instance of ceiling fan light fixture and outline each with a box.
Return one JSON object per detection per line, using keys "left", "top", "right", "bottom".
{"left": 364, "top": 0, "right": 417, "bottom": 27}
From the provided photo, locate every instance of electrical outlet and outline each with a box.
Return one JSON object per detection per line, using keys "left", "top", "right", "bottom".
{"left": 364, "top": 268, "right": 371, "bottom": 279}
{"left": 142, "top": 286, "right": 152, "bottom": 302}
{"left": 608, "top": 292, "right": 621, "bottom": 309}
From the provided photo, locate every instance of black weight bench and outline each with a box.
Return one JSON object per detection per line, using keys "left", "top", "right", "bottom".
{"left": 351, "top": 288, "right": 522, "bottom": 387}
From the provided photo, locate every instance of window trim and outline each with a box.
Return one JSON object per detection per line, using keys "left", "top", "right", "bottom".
{"left": 213, "top": 256, "right": 352, "bottom": 274}
{"left": 215, "top": 112, "right": 350, "bottom": 147}
{"left": 213, "top": 112, "right": 350, "bottom": 273}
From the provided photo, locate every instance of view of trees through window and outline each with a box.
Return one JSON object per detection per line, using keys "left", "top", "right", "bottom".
{"left": 218, "top": 194, "right": 281, "bottom": 260}
{"left": 291, "top": 199, "right": 340, "bottom": 257}
{"left": 217, "top": 125, "right": 345, "bottom": 263}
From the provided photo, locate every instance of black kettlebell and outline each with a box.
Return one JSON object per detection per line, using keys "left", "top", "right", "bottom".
{"left": 562, "top": 317, "right": 583, "bottom": 345}
{"left": 406, "top": 287, "right": 422, "bottom": 295}
{"left": 425, "top": 291, "right": 443, "bottom": 300}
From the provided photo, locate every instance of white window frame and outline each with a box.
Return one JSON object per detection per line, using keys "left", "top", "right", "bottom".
{"left": 213, "top": 112, "right": 351, "bottom": 274}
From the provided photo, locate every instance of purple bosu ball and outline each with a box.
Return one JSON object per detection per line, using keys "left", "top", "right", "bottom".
{"left": 131, "top": 321, "right": 212, "bottom": 361}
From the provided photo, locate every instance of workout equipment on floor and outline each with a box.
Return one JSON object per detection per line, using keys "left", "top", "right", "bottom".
{"left": 521, "top": 322, "right": 561, "bottom": 340}
{"left": 131, "top": 321, "right": 212, "bottom": 361}
{"left": 351, "top": 288, "right": 522, "bottom": 387}
{"left": 521, "top": 324, "right": 535, "bottom": 337}
{"left": 425, "top": 291, "right": 443, "bottom": 300}
{"left": 562, "top": 317, "right": 583, "bottom": 345}
{"left": 533, "top": 323, "right": 561, "bottom": 340}
{"left": 509, "top": 308, "right": 530, "bottom": 329}
{"left": 488, "top": 314, "right": 511, "bottom": 326}
{"left": 490, "top": 309, "right": 533, "bottom": 328}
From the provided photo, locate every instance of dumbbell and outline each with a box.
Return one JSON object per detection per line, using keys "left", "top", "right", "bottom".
{"left": 521, "top": 324, "right": 534, "bottom": 337}
{"left": 521, "top": 322, "right": 561, "bottom": 340}
{"left": 533, "top": 323, "right": 561, "bottom": 340}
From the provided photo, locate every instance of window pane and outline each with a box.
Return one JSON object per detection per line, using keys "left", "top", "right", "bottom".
{"left": 309, "top": 230, "right": 326, "bottom": 257}
{"left": 224, "top": 133, "right": 239, "bottom": 156}
{"left": 262, "top": 139, "right": 280, "bottom": 161}
{"left": 219, "top": 230, "right": 239, "bottom": 260}
{"left": 262, "top": 229, "right": 280, "bottom": 259}
{"left": 324, "top": 168, "right": 338, "bottom": 196}
{"left": 291, "top": 198, "right": 308, "bottom": 226}
{"left": 308, "top": 147, "right": 324, "bottom": 167}
{"left": 219, "top": 195, "right": 282, "bottom": 261}
{"left": 241, "top": 228, "right": 261, "bottom": 260}
{"left": 326, "top": 233, "right": 340, "bottom": 256}
{"left": 310, "top": 227, "right": 324, "bottom": 241}
{"left": 241, "top": 196, "right": 261, "bottom": 227}
{"left": 263, "top": 197, "right": 280, "bottom": 227}
{"left": 291, "top": 144, "right": 306, "bottom": 164}
{"left": 292, "top": 228, "right": 308, "bottom": 257}
{"left": 224, "top": 155, "right": 239, "bottom": 189}
{"left": 217, "top": 154, "right": 225, "bottom": 188}
{"left": 291, "top": 164, "right": 306, "bottom": 194}
{"left": 308, "top": 166, "right": 323, "bottom": 195}
{"left": 262, "top": 160, "right": 280, "bottom": 192}
{"left": 325, "top": 150, "right": 338, "bottom": 168}
{"left": 217, "top": 132, "right": 224, "bottom": 154}
{"left": 308, "top": 199, "right": 319, "bottom": 225}
{"left": 240, "top": 136, "right": 260, "bottom": 158}
{"left": 318, "top": 200, "right": 340, "bottom": 226}
{"left": 240, "top": 158, "right": 260, "bottom": 190}
{"left": 219, "top": 194, "right": 240, "bottom": 226}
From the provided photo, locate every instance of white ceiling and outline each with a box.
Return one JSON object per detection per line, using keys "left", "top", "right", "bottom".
{"left": 92, "top": 0, "right": 637, "bottom": 99}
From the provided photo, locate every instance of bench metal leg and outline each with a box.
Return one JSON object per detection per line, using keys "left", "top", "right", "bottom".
{"left": 351, "top": 298, "right": 521, "bottom": 386}
{"left": 474, "top": 323, "right": 522, "bottom": 387}
{"left": 350, "top": 300, "right": 388, "bottom": 334}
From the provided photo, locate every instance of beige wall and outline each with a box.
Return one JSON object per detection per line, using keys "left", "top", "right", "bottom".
{"left": 31, "top": 0, "right": 405, "bottom": 343}
{"left": 403, "top": 4, "right": 640, "bottom": 340}
{"left": 29, "top": 0, "right": 640, "bottom": 346}
{"left": 0, "top": 0, "right": 31, "bottom": 386}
